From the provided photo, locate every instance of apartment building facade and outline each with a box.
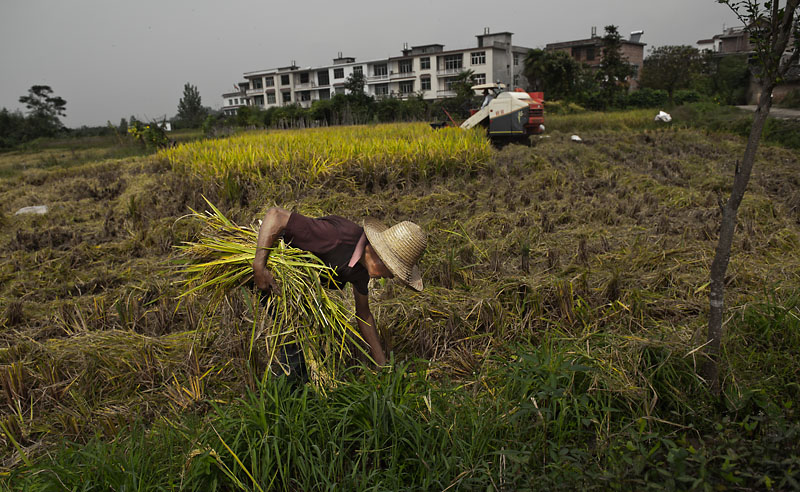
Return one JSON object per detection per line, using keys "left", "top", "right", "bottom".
{"left": 221, "top": 29, "right": 531, "bottom": 114}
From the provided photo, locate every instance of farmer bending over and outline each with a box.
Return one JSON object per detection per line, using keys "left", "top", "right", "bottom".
{"left": 253, "top": 208, "right": 427, "bottom": 367}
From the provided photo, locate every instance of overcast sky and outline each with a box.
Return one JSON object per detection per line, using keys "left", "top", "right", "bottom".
{"left": 0, "top": 0, "right": 742, "bottom": 127}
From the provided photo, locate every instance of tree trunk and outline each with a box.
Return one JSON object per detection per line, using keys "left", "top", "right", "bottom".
{"left": 703, "top": 87, "right": 774, "bottom": 392}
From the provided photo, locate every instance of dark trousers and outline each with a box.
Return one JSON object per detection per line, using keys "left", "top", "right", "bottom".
{"left": 258, "top": 289, "right": 309, "bottom": 384}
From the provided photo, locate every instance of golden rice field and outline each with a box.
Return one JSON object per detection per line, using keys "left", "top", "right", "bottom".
{"left": 160, "top": 123, "right": 492, "bottom": 184}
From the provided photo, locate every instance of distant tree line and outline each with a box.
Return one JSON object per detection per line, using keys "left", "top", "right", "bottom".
{"left": 523, "top": 25, "right": 752, "bottom": 110}
{"left": 0, "top": 85, "right": 69, "bottom": 148}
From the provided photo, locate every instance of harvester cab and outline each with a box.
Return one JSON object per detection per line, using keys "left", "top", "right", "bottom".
{"left": 461, "top": 83, "right": 545, "bottom": 143}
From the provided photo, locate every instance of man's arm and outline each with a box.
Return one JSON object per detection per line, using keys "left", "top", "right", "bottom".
{"left": 253, "top": 207, "right": 291, "bottom": 293}
{"left": 354, "top": 289, "right": 387, "bottom": 366}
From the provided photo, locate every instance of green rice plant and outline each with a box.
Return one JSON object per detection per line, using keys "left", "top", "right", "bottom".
{"left": 175, "top": 198, "right": 368, "bottom": 385}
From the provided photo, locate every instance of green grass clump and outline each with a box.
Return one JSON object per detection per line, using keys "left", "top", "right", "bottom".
{"left": 672, "top": 102, "right": 800, "bottom": 149}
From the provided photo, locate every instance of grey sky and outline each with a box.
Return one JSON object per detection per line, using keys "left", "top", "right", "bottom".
{"left": 1, "top": 1, "right": 741, "bottom": 127}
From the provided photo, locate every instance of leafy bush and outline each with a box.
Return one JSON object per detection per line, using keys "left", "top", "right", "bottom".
{"left": 627, "top": 88, "right": 669, "bottom": 108}
{"left": 673, "top": 89, "right": 703, "bottom": 105}
{"left": 127, "top": 120, "right": 170, "bottom": 149}
{"left": 778, "top": 88, "right": 800, "bottom": 109}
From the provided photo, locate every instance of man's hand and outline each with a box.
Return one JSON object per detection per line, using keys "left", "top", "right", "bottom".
{"left": 254, "top": 266, "right": 278, "bottom": 294}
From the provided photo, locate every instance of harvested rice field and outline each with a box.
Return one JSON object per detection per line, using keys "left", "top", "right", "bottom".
{"left": 1, "top": 114, "right": 799, "bottom": 489}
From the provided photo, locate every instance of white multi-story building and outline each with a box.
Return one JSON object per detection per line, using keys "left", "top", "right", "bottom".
{"left": 221, "top": 29, "right": 531, "bottom": 113}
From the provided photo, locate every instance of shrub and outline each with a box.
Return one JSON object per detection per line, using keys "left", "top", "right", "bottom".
{"left": 127, "top": 120, "right": 170, "bottom": 149}
{"left": 627, "top": 88, "right": 669, "bottom": 108}
{"left": 778, "top": 88, "right": 800, "bottom": 109}
{"left": 674, "top": 89, "right": 703, "bottom": 105}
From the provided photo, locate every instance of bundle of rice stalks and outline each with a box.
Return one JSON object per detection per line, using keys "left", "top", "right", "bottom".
{"left": 175, "top": 199, "right": 366, "bottom": 386}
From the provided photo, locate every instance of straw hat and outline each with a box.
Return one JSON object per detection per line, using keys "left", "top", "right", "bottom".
{"left": 363, "top": 217, "right": 427, "bottom": 291}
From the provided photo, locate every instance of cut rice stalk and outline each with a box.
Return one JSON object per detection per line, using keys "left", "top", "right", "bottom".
{"left": 175, "top": 198, "right": 367, "bottom": 385}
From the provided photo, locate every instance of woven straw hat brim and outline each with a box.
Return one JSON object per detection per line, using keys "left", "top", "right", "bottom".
{"left": 363, "top": 217, "right": 424, "bottom": 291}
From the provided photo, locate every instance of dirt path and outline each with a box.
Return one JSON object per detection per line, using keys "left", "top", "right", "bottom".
{"left": 737, "top": 105, "right": 800, "bottom": 119}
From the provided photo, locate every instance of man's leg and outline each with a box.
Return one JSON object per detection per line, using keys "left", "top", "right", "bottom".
{"left": 257, "top": 289, "right": 309, "bottom": 384}
{"left": 277, "top": 341, "right": 309, "bottom": 383}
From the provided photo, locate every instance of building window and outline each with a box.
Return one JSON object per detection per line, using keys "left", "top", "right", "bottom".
{"left": 471, "top": 51, "right": 486, "bottom": 65}
{"left": 375, "top": 84, "right": 389, "bottom": 96}
{"left": 445, "top": 77, "right": 457, "bottom": 91}
{"left": 299, "top": 73, "right": 309, "bottom": 84}
{"left": 420, "top": 76, "right": 431, "bottom": 91}
{"left": 373, "top": 64, "right": 387, "bottom": 77}
{"left": 513, "top": 75, "right": 519, "bottom": 86}
{"left": 281, "top": 74, "right": 290, "bottom": 85}
{"left": 586, "top": 47, "right": 595, "bottom": 61}
{"left": 513, "top": 53, "right": 520, "bottom": 66}
{"left": 282, "top": 91, "right": 291, "bottom": 103}
{"left": 353, "top": 65, "right": 363, "bottom": 75}
{"left": 265, "top": 77, "right": 274, "bottom": 87}
{"left": 420, "top": 57, "right": 430, "bottom": 70}
{"left": 317, "top": 70, "right": 329, "bottom": 86}
{"left": 299, "top": 91, "right": 310, "bottom": 101}
{"left": 333, "top": 67, "right": 345, "bottom": 79}
{"left": 335, "top": 87, "right": 345, "bottom": 95}
{"left": 267, "top": 93, "right": 276, "bottom": 104}
{"left": 444, "top": 54, "right": 463, "bottom": 71}
{"left": 473, "top": 73, "right": 486, "bottom": 85}
{"left": 319, "top": 89, "right": 330, "bottom": 100}
{"left": 253, "top": 79, "right": 263, "bottom": 89}
{"left": 254, "top": 95, "right": 264, "bottom": 106}
{"left": 399, "top": 59, "right": 413, "bottom": 73}
{"left": 399, "top": 80, "right": 414, "bottom": 94}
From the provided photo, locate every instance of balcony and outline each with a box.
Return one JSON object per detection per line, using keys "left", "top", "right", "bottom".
{"left": 436, "top": 89, "right": 456, "bottom": 97}
{"left": 367, "top": 74, "right": 389, "bottom": 83}
{"left": 375, "top": 91, "right": 416, "bottom": 101}
{"left": 246, "top": 88, "right": 264, "bottom": 96}
{"left": 390, "top": 70, "right": 416, "bottom": 80}
{"left": 437, "top": 68, "right": 464, "bottom": 77}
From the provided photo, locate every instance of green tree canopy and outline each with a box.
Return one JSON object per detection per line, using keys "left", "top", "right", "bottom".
{"left": 344, "top": 71, "right": 366, "bottom": 96}
{"left": 523, "top": 49, "right": 590, "bottom": 100}
{"left": 176, "top": 83, "right": 207, "bottom": 128}
{"left": 639, "top": 45, "right": 704, "bottom": 104}
{"left": 18, "top": 85, "right": 67, "bottom": 136}
{"left": 597, "top": 25, "right": 633, "bottom": 107}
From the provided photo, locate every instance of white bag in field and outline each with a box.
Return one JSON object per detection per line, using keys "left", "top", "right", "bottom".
{"left": 654, "top": 111, "right": 672, "bottom": 123}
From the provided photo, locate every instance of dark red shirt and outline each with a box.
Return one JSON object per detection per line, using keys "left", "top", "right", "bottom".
{"left": 282, "top": 212, "right": 370, "bottom": 295}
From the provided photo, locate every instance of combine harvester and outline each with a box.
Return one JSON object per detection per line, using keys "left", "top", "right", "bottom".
{"left": 460, "top": 83, "right": 545, "bottom": 144}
